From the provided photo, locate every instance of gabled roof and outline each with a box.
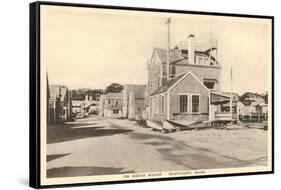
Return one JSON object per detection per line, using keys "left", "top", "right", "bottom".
{"left": 130, "top": 85, "right": 146, "bottom": 99}
{"left": 154, "top": 48, "right": 183, "bottom": 64}
{"left": 153, "top": 48, "right": 219, "bottom": 65}
{"left": 151, "top": 72, "right": 210, "bottom": 96}
{"left": 150, "top": 73, "right": 186, "bottom": 96}
{"left": 49, "top": 85, "right": 68, "bottom": 101}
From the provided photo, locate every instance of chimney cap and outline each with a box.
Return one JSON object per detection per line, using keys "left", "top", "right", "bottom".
{"left": 188, "top": 34, "right": 195, "bottom": 38}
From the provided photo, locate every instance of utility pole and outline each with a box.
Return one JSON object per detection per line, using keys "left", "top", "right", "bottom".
{"left": 210, "top": 20, "right": 212, "bottom": 64}
{"left": 165, "top": 17, "right": 171, "bottom": 80}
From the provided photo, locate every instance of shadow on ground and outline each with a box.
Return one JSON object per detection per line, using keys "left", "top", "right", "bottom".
{"left": 47, "top": 166, "right": 135, "bottom": 178}
{"left": 47, "top": 153, "right": 71, "bottom": 162}
{"left": 129, "top": 132, "right": 268, "bottom": 169}
{"left": 47, "top": 123, "right": 133, "bottom": 144}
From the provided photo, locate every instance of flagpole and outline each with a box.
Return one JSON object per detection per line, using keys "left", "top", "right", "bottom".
{"left": 210, "top": 20, "right": 212, "bottom": 63}
{"left": 165, "top": 18, "right": 171, "bottom": 80}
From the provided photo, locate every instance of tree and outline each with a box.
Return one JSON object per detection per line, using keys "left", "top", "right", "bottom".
{"left": 239, "top": 92, "right": 253, "bottom": 106}
{"left": 261, "top": 92, "right": 268, "bottom": 104}
{"left": 105, "top": 83, "right": 124, "bottom": 93}
{"left": 71, "top": 88, "right": 104, "bottom": 101}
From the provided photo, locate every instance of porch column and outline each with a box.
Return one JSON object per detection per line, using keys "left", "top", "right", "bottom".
{"left": 167, "top": 92, "right": 170, "bottom": 120}
{"left": 208, "top": 91, "right": 211, "bottom": 121}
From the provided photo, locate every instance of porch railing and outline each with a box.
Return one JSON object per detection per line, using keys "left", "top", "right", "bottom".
{"left": 214, "top": 112, "right": 236, "bottom": 121}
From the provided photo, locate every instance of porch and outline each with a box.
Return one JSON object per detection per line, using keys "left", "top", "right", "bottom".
{"left": 209, "top": 92, "right": 238, "bottom": 124}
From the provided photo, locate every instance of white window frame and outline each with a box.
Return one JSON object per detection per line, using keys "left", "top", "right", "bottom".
{"left": 191, "top": 94, "right": 200, "bottom": 113}
{"left": 161, "top": 95, "right": 165, "bottom": 113}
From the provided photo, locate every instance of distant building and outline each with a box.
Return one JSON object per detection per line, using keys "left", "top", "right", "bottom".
{"left": 102, "top": 93, "right": 123, "bottom": 118}
{"left": 245, "top": 93, "right": 266, "bottom": 105}
{"left": 72, "top": 95, "right": 99, "bottom": 117}
{"left": 71, "top": 100, "right": 84, "bottom": 114}
{"left": 238, "top": 98, "right": 268, "bottom": 122}
{"left": 48, "top": 85, "right": 71, "bottom": 124}
{"left": 122, "top": 84, "right": 146, "bottom": 120}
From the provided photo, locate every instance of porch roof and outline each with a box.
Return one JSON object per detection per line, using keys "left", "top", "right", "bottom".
{"left": 210, "top": 92, "right": 230, "bottom": 105}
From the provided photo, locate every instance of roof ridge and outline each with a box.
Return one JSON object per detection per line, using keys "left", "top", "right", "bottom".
{"left": 150, "top": 72, "right": 187, "bottom": 96}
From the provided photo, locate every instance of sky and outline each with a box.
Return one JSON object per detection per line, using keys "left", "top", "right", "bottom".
{"left": 42, "top": 6, "right": 271, "bottom": 94}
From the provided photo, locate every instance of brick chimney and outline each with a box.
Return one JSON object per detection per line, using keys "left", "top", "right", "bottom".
{"left": 188, "top": 34, "right": 195, "bottom": 64}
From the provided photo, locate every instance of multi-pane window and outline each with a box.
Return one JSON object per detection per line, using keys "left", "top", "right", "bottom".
{"left": 192, "top": 95, "right": 199, "bottom": 113}
{"left": 171, "top": 66, "right": 176, "bottom": 78}
{"left": 204, "top": 57, "right": 209, "bottom": 65}
{"left": 198, "top": 57, "right": 203, "bottom": 64}
{"left": 180, "top": 95, "right": 188, "bottom": 113}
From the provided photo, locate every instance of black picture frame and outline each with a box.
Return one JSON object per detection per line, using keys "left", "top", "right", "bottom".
{"left": 30, "top": 1, "right": 274, "bottom": 188}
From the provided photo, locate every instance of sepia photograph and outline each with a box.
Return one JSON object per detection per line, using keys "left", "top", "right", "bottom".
{"left": 30, "top": 2, "right": 273, "bottom": 187}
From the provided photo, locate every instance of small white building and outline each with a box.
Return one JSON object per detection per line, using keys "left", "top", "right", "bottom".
{"left": 102, "top": 93, "right": 123, "bottom": 118}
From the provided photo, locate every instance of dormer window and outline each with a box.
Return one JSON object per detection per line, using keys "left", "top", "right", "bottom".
{"left": 204, "top": 57, "right": 209, "bottom": 65}
{"left": 196, "top": 56, "right": 211, "bottom": 65}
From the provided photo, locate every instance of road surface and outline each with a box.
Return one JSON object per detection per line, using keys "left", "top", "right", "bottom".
{"left": 47, "top": 115, "right": 268, "bottom": 178}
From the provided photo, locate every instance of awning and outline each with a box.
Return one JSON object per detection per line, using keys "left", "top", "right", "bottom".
{"left": 210, "top": 92, "right": 230, "bottom": 105}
